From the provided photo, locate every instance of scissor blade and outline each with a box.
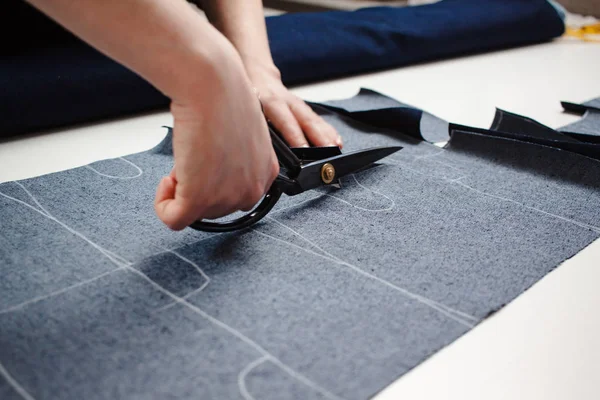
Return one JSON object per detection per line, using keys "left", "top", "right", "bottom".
{"left": 291, "top": 146, "right": 402, "bottom": 193}
{"left": 331, "top": 146, "right": 402, "bottom": 178}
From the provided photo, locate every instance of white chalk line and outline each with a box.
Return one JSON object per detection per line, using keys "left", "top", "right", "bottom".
{"left": 252, "top": 229, "right": 475, "bottom": 328}
{"left": 386, "top": 157, "right": 600, "bottom": 234}
{"left": 1, "top": 183, "right": 130, "bottom": 269}
{"left": 260, "top": 217, "right": 477, "bottom": 327}
{"left": 454, "top": 181, "right": 600, "bottom": 233}
{"left": 411, "top": 150, "right": 445, "bottom": 162}
{"left": 157, "top": 194, "right": 328, "bottom": 255}
{"left": 238, "top": 356, "right": 270, "bottom": 400}
{"left": 0, "top": 269, "right": 123, "bottom": 315}
{"left": 324, "top": 175, "right": 394, "bottom": 212}
{"left": 154, "top": 249, "right": 211, "bottom": 312}
{"left": 125, "top": 266, "right": 344, "bottom": 400}
{"left": 84, "top": 157, "right": 143, "bottom": 180}
{"left": 0, "top": 186, "right": 344, "bottom": 400}
{"left": 352, "top": 174, "right": 396, "bottom": 211}
{"left": 0, "top": 363, "right": 35, "bottom": 400}
{"left": 271, "top": 193, "right": 327, "bottom": 216}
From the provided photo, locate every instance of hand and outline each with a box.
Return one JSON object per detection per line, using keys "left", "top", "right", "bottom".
{"left": 154, "top": 45, "right": 279, "bottom": 231}
{"left": 246, "top": 62, "right": 343, "bottom": 149}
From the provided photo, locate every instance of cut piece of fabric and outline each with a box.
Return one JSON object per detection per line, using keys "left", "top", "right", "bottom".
{"left": 312, "top": 88, "right": 449, "bottom": 143}
{"left": 452, "top": 107, "right": 600, "bottom": 160}
{"left": 560, "top": 98, "right": 600, "bottom": 138}
{"left": 1, "top": 90, "right": 599, "bottom": 400}
{"left": 0, "top": 0, "right": 564, "bottom": 138}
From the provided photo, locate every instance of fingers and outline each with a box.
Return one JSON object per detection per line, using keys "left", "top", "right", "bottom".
{"left": 262, "top": 93, "right": 343, "bottom": 149}
{"left": 262, "top": 97, "right": 309, "bottom": 148}
{"left": 154, "top": 176, "right": 197, "bottom": 231}
{"left": 154, "top": 155, "right": 278, "bottom": 229}
{"left": 290, "top": 99, "right": 343, "bottom": 148}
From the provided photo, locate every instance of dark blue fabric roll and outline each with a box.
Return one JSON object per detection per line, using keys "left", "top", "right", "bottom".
{"left": 267, "top": 0, "right": 565, "bottom": 84}
{"left": 0, "top": 0, "right": 564, "bottom": 137}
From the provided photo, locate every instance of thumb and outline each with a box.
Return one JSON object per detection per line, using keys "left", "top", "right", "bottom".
{"left": 154, "top": 176, "right": 196, "bottom": 231}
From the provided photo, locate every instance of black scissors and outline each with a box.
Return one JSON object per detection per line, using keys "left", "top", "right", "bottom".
{"left": 189, "top": 121, "right": 401, "bottom": 232}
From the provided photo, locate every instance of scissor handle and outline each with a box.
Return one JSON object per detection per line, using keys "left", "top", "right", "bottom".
{"left": 189, "top": 184, "right": 283, "bottom": 233}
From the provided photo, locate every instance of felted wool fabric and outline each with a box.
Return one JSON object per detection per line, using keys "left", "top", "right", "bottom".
{"left": 1, "top": 90, "right": 599, "bottom": 400}
{"left": 0, "top": 0, "right": 564, "bottom": 137}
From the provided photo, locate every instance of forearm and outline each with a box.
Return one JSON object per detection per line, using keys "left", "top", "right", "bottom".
{"left": 26, "top": 0, "right": 236, "bottom": 101}
{"left": 200, "top": 0, "right": 274, "bottom": 70}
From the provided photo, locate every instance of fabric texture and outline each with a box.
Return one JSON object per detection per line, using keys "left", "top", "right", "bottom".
{"left": 1, "top": 89, "right": 599, "bottom": 400}
{"left": 560, "top": 97, "right": 600, "bottom": 138}
{"left": 0, "top": 0, "right": 564, "bottom": 137}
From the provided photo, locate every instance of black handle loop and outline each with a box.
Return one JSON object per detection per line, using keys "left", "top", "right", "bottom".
{"left": 189, "top": 184, "right": 283, "bottom": 232}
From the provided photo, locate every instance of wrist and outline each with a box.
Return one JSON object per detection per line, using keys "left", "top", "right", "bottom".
{"left": 243, "top": 58, "right": 281, "bottom": 83}
{"left": 165, "top": 28, "right": 246, "bottom": 104}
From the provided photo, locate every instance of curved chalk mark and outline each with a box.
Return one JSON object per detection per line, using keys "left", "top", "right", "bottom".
{"left": 125, "top": 266, "right": 345, "bottom": 400}
{"left": 324, "top": 175, "right": 394, "bottom": 212}
{"left": 155, "top": 249, "right": 211, "bottom": 312}
{"left": 238, "top": 356, "right": 270, "bottom": 400}
{"left": 85, "top": 157, "right": 143, "bottom": 180}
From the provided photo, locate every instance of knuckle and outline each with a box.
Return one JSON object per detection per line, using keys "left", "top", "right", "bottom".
{"left": 263, "top": 97, "right": 285, "bottom": 112}
{"left": 271, "top": 158, "right": 280, "bottom": 178}
{"left": 297, "top": 101, "right": 314, "bottom": 116}
{"left": 248, "top": 183, "right": 266, "bottom": 205}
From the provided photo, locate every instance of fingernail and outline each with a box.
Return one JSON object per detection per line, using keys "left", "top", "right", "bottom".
{"left": 300, "top": 143, "right": 310, "bottom": 148}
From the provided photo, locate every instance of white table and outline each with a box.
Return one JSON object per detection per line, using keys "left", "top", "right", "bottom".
{"left": 1, "top": 38, "right": 598, "bottom": 400}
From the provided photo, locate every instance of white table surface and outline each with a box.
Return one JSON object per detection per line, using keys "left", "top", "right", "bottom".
{"left": 1, "top": 38, "right": 599, "bottom": 400}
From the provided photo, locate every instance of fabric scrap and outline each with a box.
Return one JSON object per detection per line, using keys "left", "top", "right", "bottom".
{"left": 560, "top": 98, "right": 600, "bottom": 137}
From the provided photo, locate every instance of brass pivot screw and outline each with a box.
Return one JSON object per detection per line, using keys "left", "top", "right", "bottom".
{"left": 320, "top": 163, "right": 336, "bottom": 184}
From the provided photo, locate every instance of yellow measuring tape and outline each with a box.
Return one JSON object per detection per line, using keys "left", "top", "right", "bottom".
{"left": 564, "top": 22, "right": 600, "bottom": 43}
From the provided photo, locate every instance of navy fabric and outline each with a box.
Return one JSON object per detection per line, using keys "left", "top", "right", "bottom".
{"left": 482, "top": 107, "right": 600, "bottom": 159}
{"left": 313, "top": 88, "right": 449, "bottom": 143}
{"left": 0, "top": 0, "right": 564, "bottom": 138}
{"left": 268, "top": 0, "right": 564, "bottom": 84}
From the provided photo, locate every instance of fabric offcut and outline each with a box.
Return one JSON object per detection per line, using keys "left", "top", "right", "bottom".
{"left": 0, "top": 0, "right": 564, "bottom": 137}
{"left": 560, "top": 98, "right": 600, "bottom": 139}
{"left": 1, "top": 89, "right": 600, "bottom": 400}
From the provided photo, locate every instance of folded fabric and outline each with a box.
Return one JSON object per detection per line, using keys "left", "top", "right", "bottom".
{"left": 0, "top": 0, "right": 564, "bottom": 138}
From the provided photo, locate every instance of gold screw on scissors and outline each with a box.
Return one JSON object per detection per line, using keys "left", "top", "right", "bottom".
{"left": 320, "top": 163, "right": 336, "bottom": 184}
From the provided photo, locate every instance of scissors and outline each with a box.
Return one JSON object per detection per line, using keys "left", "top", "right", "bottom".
{"left": 189, "top": 121, "right": 401, "bottom": 232}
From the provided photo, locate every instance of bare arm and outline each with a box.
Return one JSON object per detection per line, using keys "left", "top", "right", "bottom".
{"left": 26, "top": 0, "right": 279, "bottom": 230}
{"left": 27, "top": 0, "right": 232, "bottom": 100}
{"left": 200, "top": 0, "right": 274, "bottom": 70}
{"left": 201, "top": 0, "right": 343, "bottom": 148}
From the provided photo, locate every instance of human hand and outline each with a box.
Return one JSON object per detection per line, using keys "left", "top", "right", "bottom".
{"left": 154, "top": 46, "right": 279, "bottom": 231}
{"left": 246, "top": 62, "right": 343, "bottom": 149}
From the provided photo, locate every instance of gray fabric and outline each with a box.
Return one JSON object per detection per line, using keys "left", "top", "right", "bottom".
{"left": 1, "top": 92, "right": 600, "bottom": 400}
{"left": 323, "top": 88, "right": 412, "bottom": 111}
{"left": 560, "top": 97, "right": 600, "bottom": 136}
{"left": 584, "top": 98, "right": 600, "bottom": 109}
{"left": 561, "top": 110, "right": 600, "bottom": 136}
